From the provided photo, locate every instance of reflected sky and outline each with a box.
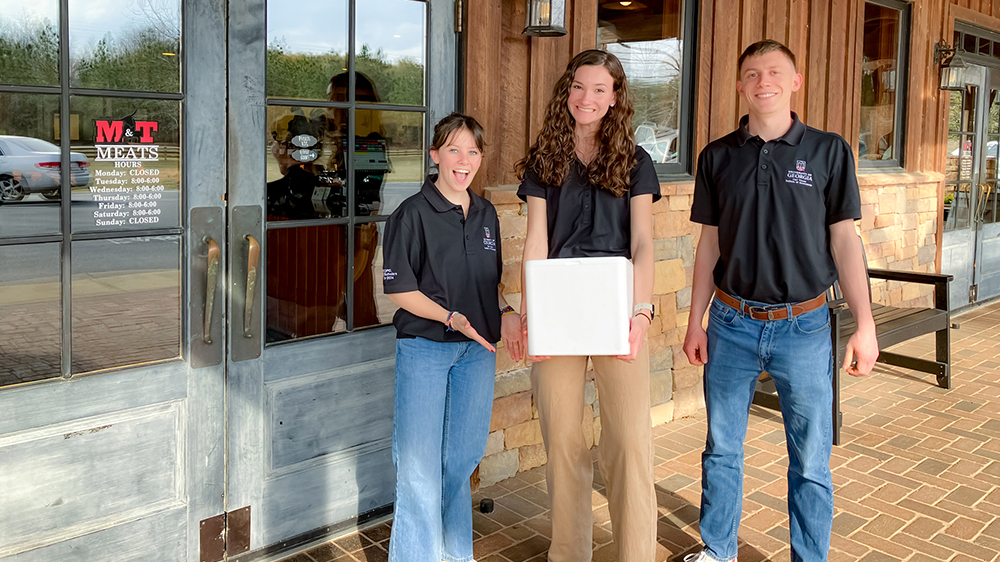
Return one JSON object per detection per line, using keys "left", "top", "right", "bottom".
{"left": 0, "top": 3, "right": 57, "bottom": 25}
{"left": 605, "top": 39, "right": 682, "bottom": 82}
{"left": 1, "top": 0, "right": 422, "bottom": 63}
{"left": 0, "top": 0, "right": 179, "bottom": 52}
{"left": 268, "top": 0, "right": 424, "bottom": 63}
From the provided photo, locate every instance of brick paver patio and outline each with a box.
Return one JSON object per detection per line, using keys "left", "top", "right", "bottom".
{"left": 278, "top": 299, "right": 1000, "bottom": 562}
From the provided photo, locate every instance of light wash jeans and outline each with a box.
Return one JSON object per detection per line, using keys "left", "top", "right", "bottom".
{"left": 700, "top": 297, "right": 834, "bottom": 562}
{"left": 388, "top": 337, "right": 496, "bottom": 562}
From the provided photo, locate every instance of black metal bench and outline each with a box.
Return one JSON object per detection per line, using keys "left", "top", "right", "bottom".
{"left": 753, "top": 268, "right": 953, "bottom": 445}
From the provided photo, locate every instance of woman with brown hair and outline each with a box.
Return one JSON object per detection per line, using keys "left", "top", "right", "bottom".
{"left": 516, "top": 49, "right": 660, "bottom": 561}
{"left": 384, "top": 113, "right": 523, "bottom": 562}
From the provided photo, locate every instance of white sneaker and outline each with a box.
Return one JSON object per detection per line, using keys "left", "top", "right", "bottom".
{"left": 684, "top": 551, "right": 736, "bottom": 562}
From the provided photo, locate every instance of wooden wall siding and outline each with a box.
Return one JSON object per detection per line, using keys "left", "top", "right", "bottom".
{"left": 465, "top": 0, "right": 598, "bottom": 191}
{"left": 464, "top": 0, "right": 1000, "bottom": 187}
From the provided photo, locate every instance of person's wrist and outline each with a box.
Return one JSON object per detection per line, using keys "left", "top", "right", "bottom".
{"left": 634, "top": 310, "right": 652, "bottom": 324}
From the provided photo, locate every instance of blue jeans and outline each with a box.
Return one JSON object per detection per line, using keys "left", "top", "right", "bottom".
{"left": 700, "top": 297, "right": 834, "bottom": 562}
{"left": 388, "top": 337, "right": 497, "bottom": 562}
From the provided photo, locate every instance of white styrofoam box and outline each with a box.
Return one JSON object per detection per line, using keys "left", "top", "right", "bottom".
{"left": 525, "top": 256, "right": 633, "bottom": 356}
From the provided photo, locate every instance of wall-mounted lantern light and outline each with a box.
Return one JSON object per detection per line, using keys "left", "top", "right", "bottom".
{"left": 523, "top": 0, "right": 567, "bottom": 37}
{"left": 935, "top": 41, "right": 966, "bottom": 91}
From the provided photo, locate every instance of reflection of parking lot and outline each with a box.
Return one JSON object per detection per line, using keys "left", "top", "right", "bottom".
{"left": 0, "top": 281, "right": 179, "bottom": 388}
{"left": 0, "top": 135, "right": 92, "bottom": 203}
{"left": 0, "top": 190, "right": 181, "bottom": 239}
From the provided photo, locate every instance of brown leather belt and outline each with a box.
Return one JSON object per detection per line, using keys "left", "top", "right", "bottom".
{"left": 714, "top": 290, "right": 826, "bottom": 321}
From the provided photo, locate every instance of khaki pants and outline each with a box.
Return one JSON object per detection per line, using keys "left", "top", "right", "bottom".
{"left": 531, "top": 348, "right": 655, "bottom": 562}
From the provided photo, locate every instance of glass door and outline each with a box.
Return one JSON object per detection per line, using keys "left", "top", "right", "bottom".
{"left": 943, "top": 64, "right": 986, "bottom": 308}
{"left": 943, "top": 62, "right": 1000, "bottom": 307}
{"left": 975, "top": 71, "right": 1000, "bottom": 302}
{"left": 0, "top": 1, "right": 226, "bottom": 560}
{"left": 224, "top": 0, "right": 457, "bottom": 554}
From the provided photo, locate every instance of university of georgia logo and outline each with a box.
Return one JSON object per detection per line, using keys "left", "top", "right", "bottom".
{"left": 483, "top": 226, "right": 496, "bottom": 251}
{"left": 786, "top": 159, "right": 813, "bottom": 187}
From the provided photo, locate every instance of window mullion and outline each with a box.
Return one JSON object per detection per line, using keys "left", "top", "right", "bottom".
{"left": 59, "top": 0, "right": 73, "bottom": 379}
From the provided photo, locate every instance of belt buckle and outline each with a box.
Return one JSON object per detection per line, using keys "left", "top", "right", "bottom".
{"left": 748, "top": 305, "right": 778, "bottom": 321}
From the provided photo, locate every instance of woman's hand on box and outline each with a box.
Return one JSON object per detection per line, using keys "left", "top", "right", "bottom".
{"left": 519, "top": 312, "right": 551, "bottom": 362}
{"left": 614, "top": 313, "right": 650, "bottom": 363}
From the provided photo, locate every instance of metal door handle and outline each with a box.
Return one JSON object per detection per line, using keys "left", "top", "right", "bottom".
{"left": 243, "top": 235, "right": 260, "bottom": 338}
{"left": 203, "top": 237, "right": 220, "bottom": 344}
{"left": 977, "top": 183, "right": 994, "bottom": 220}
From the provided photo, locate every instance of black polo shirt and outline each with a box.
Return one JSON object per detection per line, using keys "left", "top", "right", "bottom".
{"left": 691, "top": 112, "right": 861, "bottom": 304}
{"left": 382, "top": 176, "right": 503, "bottom": 343}
{"left": 516, "top": 146, "right": 661, "bottom": 259}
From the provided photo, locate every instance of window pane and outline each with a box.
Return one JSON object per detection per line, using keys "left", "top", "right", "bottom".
{"left": 69, "top": 0, "right": 181, "bottom": 92}
{"left": 368, "top": 222, "right": 399, "bottom": 328}
{"left": 946, "top": 133, "right": 960, "bottom": 183}
{"left": 949, "top": 90, "right": 962, "bottom": 132}
{"left": 984, "top": 184, "right": 998, "bottom": 224}
{"left": 944, "top": 183, "right": 972, "bottom": 231}
{"left": 599, "top": 0, "right": 684, "bottom": 165}
{"left": 355, "top": 0, "right": 426, "bottom": 107}
{"left": 859, "top": 2, "right": 900, "bottom": 163}
{"left": 267, "top": 106, "right": 349, "bottom": 220}
{"left": 72, "top": 236, "right": 180, "bottom": 374}
{"left": 0, "top": 2, "right": 60, "bottom": 86}
{"left": 0, "top": 93, "right": 63, "bottom": 237}
{"left": 266, "top": 225, "right": 349, "bottom": 342}
{"left": 266, "top": 106, "right": 423, "bottom": 220}
{"left": 990, "top": 89, "right": 1000, "bottom": 135}
{"left": 69, "top": 96, "right": 181, "bottom": 233}
{"left": 361, "top": 110, "right": 423, "bottom": 216}
{"left": 964, "top": 85, "right": 977, "bottom": 133}
{"left": 354, "top": 221, "right": 390, "bottom": 329}
{"left": 0, "top": 243, "right": 61, "bottom": 387}
{"left": 266, "top": 0, "right": 349, "bottom": 100}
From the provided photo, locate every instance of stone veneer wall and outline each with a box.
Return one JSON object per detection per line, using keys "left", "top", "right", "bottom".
{"left": 477, "top": 172, "right": 940, "bottom": 488}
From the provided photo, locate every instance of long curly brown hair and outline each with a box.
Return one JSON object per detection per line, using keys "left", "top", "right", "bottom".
{"left": 515, "top": 50, "right": 636, "bottom": 197}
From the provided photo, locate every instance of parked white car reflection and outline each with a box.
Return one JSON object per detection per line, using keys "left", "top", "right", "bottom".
{"left": 0, "top": 136, "right": 91, "bottom": 203}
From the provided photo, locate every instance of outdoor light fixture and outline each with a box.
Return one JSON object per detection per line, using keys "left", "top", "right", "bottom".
{"left": 523, "top": 0, "right": 567, "bottom": 37}
{"left": 935, "top": 41, "right": 967, "bottom": 91}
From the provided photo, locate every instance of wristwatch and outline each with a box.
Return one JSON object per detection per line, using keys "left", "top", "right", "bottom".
{"left": 633, "top": 302, "right": 655, "bottom": 320}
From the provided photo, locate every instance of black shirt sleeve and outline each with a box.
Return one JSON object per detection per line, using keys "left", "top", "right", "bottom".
{"left": 825, "top": 135, "right": 862, "bottom": 225}
{"left": 517, "top": 169, "right": 547, "bottom": 201}
{"left": 629, "top": 147, "right": 661, "bottom": 201}
{"left": 691, "top": 146, "right": 719, "bottom": 225}
{"left": 381, "top": 211, "right": 420, "bottom": 294}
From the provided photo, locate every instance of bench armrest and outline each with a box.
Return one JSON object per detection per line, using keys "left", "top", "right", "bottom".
{"left": 867, "top": 268, "right": 953, "bottom": 312}
{"left": 867, "top": 269, "right": 954, "bottom": 284}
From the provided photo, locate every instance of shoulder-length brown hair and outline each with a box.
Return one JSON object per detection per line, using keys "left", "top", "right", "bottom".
{"left": 515, "top": 49, "right": 636, "bottom": 197}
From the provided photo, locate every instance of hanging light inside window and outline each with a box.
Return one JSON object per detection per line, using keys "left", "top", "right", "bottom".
{"left": 935, "top": 41, "right": 966, "bottom": 91}
{"left": 523, "top": 0, "right": 567, "bottom": 37}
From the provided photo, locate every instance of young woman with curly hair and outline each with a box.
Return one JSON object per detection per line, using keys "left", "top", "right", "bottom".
{"left": 516, "top": 49, "right": 660, "bottom": 561}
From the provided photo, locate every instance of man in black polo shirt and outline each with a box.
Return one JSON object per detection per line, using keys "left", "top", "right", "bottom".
{"left": 683, "top": 40, "right": 879, "bottom": 562}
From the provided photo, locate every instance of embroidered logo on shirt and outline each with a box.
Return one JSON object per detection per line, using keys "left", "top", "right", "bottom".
{"left": 786, "top": 160, "right": 813, "bottom": 187}
{"left": 483, "top": 226, "right": 496, "bottom": 251}
{"left": 383, "top": 268, "right": 397, "bottom": 282}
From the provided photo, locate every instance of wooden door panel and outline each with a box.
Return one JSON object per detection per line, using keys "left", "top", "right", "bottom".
{"left": 6, "top": 509, "right": 187, "bottom": 562}
{"left": 0, "top": 402, "right": 184, "bottom": 557}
